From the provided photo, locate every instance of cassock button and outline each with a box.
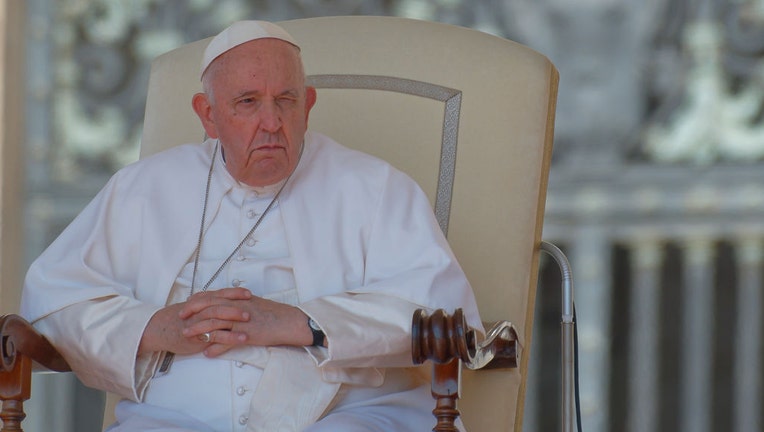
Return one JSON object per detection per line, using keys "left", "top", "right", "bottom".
{"left": 236, "top": 386, "right": 247, "bottom": 396}
{"left": 235, "top": 361, "right": 245, "bottom": 368}
{"left": 239, "top": 415, "right": 249, "bottom": 425}
{"left": 236, "top": 254, "right": 246, "bottom": 261}
{"left": 246, "top": 237, "right": 257, "bottom": 247}
{"left": 232, "top": 279, "right": 242, "bottom": 287}
{"left": 246, "top": 209, "right": 257, "bottom": 219}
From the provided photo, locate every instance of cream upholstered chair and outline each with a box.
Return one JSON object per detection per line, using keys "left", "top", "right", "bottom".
{"left": 140, "top": 15, "right": 559, "bottom": 431}
{"left": 1, "top": 16, "right": 558, "bottom": 431}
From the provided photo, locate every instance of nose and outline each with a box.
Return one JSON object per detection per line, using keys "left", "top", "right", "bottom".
{"left": 259, "top": 100, "right": 281, "bottom": 132}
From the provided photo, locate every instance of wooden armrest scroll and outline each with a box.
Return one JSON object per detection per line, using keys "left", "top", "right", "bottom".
{"left": 412, "top": 308, "right": 521, "bottom": 369}
{"left": 1, "top": 314, "right": 70, "bottom": 432}
{"left": 411, "top": 308, "right": 521, "bottom": 432}
{"left": 1, "top": 314, "right": 70, "bottom": 373}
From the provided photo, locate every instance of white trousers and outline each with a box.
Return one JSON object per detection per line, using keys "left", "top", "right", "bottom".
{"left": 107, "top": 376, "right": 464, "bottom": 432}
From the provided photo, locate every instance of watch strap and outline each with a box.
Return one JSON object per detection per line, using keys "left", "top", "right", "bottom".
{"left": 308, "top": 317, "right": 325, "bottom": 347}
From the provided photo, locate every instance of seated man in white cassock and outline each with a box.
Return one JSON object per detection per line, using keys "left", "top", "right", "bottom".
{"left": 20, "top": 20, "right": 482, "bottom": 432}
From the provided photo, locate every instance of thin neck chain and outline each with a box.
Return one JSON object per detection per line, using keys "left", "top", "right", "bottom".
{"left": 188, "top": 141, "right": 298, "bottom": 297}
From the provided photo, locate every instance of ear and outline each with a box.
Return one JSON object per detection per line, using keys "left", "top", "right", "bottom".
{"left": 192, "top": 92, "right": 219, "bottom": 139}
{"left": 304, "top": 86, "right": 317, "bottom": 123}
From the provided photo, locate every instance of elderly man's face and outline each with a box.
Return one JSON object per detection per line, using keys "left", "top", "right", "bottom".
{"left": 193, "top": 38, "right": 316, "bottom": 187}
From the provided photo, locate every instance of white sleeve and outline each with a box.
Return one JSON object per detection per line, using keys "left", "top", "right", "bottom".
{"left": 300, "top": 292, "right": 425, "bottom": 368}
{"left": 32, "top": 296, "right": 162, "bottom": 401}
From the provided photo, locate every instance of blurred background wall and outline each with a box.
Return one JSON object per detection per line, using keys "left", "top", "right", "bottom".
{"left": 2, "top": 0, "right": 763, "bottom": 431}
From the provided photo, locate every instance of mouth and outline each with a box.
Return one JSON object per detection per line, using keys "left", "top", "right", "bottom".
{"left": 254, "top": 144, "right": 282, "bottom": 151}
{"left": 246, "top": 144, "right": 285, "bottom": 163}
{"left": 250, "top": 145, "right": 285, "bottom": 159}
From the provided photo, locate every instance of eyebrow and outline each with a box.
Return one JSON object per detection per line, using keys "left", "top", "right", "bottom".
{"left": 234, "top": 88, "right": 301, "bottom": 99}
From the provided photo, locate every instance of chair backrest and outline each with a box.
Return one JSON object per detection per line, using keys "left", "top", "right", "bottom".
{"left": 140, "top": 16, "right": 558, "bottom": 431}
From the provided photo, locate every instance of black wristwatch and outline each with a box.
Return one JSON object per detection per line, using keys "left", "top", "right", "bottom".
{"left": 308, "top": 317, "right": 325, "bottom": 347}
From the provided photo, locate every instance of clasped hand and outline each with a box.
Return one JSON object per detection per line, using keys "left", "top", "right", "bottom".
{"left": 140, "top": 287, "right": 311, "bottom": 358}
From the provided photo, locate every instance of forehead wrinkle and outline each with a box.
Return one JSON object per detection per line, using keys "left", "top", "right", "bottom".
{"left": 235, "top": 89, "right": 263, "bottom": 98}
{"left": 202, "top": 40, "right": 306, "bottom": 104}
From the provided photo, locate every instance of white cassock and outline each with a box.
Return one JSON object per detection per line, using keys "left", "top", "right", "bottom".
{"left": 21, "top": 131, "right": 482, "bottom": 432}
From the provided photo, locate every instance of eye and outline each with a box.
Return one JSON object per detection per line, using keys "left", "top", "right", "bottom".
{"left": 234, "top": 97, "right": 259, "bottom": 112}
{"left": 233, "top": 96, "right": 260, "bottom": 114}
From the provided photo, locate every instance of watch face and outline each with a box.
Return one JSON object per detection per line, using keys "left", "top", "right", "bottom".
{"left": 309, "top": 318, "right": 321, "bottom": 331}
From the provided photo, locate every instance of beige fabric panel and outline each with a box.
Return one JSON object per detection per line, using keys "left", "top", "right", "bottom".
{"left": 140, "top": 37, "right": 207, "bottom": 158}
{"left": 308, "top": 88, "right": 445, "bottom": 206}
{"left": 138, "top": 16, "right": 558, "bottom": 432}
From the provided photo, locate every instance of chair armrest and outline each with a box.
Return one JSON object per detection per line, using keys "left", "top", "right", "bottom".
{"left": 411, "top": 308, "right": 521, "bottom": 432}
{"left": 1, "top": 314, "right": 70, "bottom": 373}
{"left": 411, "top": 308, "right": 521, "bottom": 370}
{"left": 1, "top": 314, "right": 70, "bottom": 432}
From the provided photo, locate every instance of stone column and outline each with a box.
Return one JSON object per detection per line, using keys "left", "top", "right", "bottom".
{"left": 570, "top": 224, "right": 612, "bottom": 432}
{"left": 733, "top": 237, "right": 762, "bottom": 432}
{"left": 627, "top": 238, "right": 663, "bottom": 432}
{"left": 679, "top": 237, "right": 715, "bottom": 432}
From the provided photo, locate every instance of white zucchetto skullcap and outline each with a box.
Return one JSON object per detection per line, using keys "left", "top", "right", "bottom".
{"left": 200, "top": 20, "right": 300, "bottom": 79}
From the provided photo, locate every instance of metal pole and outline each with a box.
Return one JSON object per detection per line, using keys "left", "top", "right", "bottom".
{"left": 540, "top": 241, "right": 575, "bottom": 432}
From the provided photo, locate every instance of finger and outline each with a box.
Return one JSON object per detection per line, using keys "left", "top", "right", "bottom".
{"left": 182, "top": 318, "right": 247, "bottom": 338}
{"left": 202, "top": 329, "right": 250, "bottom": 357}
{"left": 179, "top": 290, "right": 252, "bottom": 318}
{"left": 209, "top": 329, "right": 248, "bottom": 345}
{"left": 185, "top": 329, "right": 248, "bottom": 349}
{"left": 218, "top": 287, "right": 254, "bottom": 299}
{"left": 178, "top": 295, "right": 216, "bottom": 319}
{"left": 191, "top": 287, "right": 253, "bottom": 301}
{"left": 183, "top": 304, "right": 251, "bottom": 323}
{"left": 170, "top": 334, "right": 212, "bottom": 356}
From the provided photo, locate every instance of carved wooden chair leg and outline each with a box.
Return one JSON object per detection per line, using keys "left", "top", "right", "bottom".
{"left": 0, "top": 345, "right": 31, "bottom": 432}
{"left": 1, "top": 314, "right": 71, "bottom": 432}
{"left": 431, "top": 359, "right": 461, "bottom": 432}
{"left": 412, "top": 308, "right": 521, "bottom": 432}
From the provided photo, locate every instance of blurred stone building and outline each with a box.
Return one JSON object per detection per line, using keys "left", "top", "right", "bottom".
{"left": 2, "top": 0, "right": 763, "bottom": 431}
